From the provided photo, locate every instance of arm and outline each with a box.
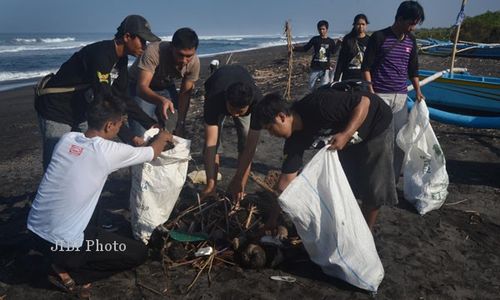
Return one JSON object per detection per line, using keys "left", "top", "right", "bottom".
{"left": 175, "top": 78, "right": 195, "bottom": 136}
{"left": 361, "top": 34, "right": 378, "bottom": 93}
{"left": 137, "top": 70, "right": 175, "bottom": 120}
{"left": 334, "top": 39, "right": 349, "bottom": 81}
{"left": 408, "top": 38, "right": 424, "bottom": 102}
{"left": 293, "top": 37, "right": 314, "bottom": 52}
{"left": 201, "top": 124, "right": 219, "bottom": 199}
{"left": 410, "top": 77, "right": 425, "bottom": 102}
{"left": 149, "top": 130, "right": 173, "bottom": 159}
{"left": 264, "top": 172, "right": 298, "bottom": 231}
{"left": 228, "top": 129, "right": 260, "bottom": 202}
{"left": 329, "top": 95, "right": 370, "bottom": 150}
{"left": 362, "top": 71, "right": 375, "bottom": 93}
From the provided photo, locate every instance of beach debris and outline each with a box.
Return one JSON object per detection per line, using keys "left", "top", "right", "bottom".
{"left": 187, "top": 170, "right": 222, "bottom": 184}
{"left": 194, "top": 246, "right": 214, "bottom": 257}
{"left": 260, "top": 235, "right": 284, "bottom": 247}
{"left": 225, "top": 52, "right": 234, "bottom": 65}
{"left": 154, "top": 171, "right": 301, "bottom": 293}
{"left": 240, "top": 243, "right": 267, "bottom": 269}
{"left": 137, "top": 281, "right": 165, "bottom": 296}
{"left": 169, "top": 230, "right": 208, "bottom": 242}
{"left": 284, "top": 20, "right": 294, "bottom": 101}
{"left": 270, "top": 275, "right": 296, "bottom": 283}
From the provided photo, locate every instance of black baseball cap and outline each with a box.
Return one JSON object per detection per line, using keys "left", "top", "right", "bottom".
{"left": 117, "top": 15, "right": 160, "bottom": 42}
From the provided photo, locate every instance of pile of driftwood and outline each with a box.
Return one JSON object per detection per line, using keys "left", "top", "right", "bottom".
{"left": 154, "top": 171, "right": 300, "bottom": 293}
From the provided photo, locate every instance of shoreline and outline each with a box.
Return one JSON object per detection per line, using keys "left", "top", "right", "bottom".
{"left": 0, "top": 45, "right": 499, "bottom": 299}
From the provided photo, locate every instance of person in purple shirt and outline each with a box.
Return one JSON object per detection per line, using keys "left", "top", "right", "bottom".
{"left": 361, "top": 0, "right": 425, "bottom": 183}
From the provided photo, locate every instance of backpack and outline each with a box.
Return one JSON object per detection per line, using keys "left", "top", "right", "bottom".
{"left": 319, "top": 79, "right": 371, "bottom": 93}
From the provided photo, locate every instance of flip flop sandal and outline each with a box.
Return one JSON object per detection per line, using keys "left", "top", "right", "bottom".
{"left": 48, "top": 274, "right": 77, "bottom": 294}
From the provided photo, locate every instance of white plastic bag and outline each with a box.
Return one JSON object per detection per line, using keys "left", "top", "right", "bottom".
{"left": 396, "top": 101, "right": 448, "bottom": 215}
{"left": 279, "top": 147, "right": 384, "bottom": 292}
{"left": 130, "top": 129, "right": 191, "bottom": 243}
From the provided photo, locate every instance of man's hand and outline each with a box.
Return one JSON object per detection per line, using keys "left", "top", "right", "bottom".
{"left": 415, "top": 90, "right": 426, "bottom": 102}
{"left": 228, "top": 176, "right": 246, "bottom": 204}
{"left": 200, "top": 185, "right": 217, "bottom": 202}
{"left": 131, "top": 136, "right": 145, "bottom": 146}
{"left": 156, "top": 130, "right": 173, "bottom": 143}
{"left": 159, "top": 97, "right": 175, "bottom": 120}
{"left": 329, "top": 132, "right": 351, "bottom": 150}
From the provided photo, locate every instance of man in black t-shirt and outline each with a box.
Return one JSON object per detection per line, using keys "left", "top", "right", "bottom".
{"left": 201, "top": 65, "right": 263, "bottom": 200}
{"left": 249, "top": 89, "right": 397, "bottom": 231}
{"left": 34, "top": 15, "right": 160, "bottom": 171}
{"left": 294, "top": 20, "right": 340, "bottom": 91}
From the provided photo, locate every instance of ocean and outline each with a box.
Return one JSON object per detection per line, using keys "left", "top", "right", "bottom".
{"left": 0, "top": 32, "right": 335, "bottom": 92}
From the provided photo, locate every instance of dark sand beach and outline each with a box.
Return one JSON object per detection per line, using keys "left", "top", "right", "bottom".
{"left": 1, "top": 45, "right": 499, "bottom": 299}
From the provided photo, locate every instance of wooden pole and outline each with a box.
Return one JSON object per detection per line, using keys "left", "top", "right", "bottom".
{"left": 284, "top": 20, "right": 293, "bottom": 101}
{"left": 450, "top": 0, "right": 467, "bottom": 77}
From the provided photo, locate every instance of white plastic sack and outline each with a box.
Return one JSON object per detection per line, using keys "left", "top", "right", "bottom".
{"left": 396, "top": 101, "right": 448, "bottom": 215}
{"left": 130, "top": 129, "right": 191, "bottom": 243}
{"left": 279, "top": 147, "right": 384, "bottom": 292}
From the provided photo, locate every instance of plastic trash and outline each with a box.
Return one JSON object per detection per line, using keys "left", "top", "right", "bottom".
{"left": 195, "top": 246, "right": 214, "bottom": 257}
{"left": 260, "top": 235, "right": 283, "bottom": 247}
{"left": 270, "top": 276, "right": 296, "bottom": 283}
{"left": 169, "top": 230, "right": 208, "bottom": 242}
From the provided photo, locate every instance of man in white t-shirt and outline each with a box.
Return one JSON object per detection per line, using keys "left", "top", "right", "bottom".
{"left": 27, "top": 94, "right": 172, "bottom": 299}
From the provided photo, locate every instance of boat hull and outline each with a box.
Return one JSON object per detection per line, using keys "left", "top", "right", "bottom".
{"left": 409, "top": 70, "right": 500, "bottom": 114}
{"left": 406, "top": 70, "right": 500, "bottom": 128}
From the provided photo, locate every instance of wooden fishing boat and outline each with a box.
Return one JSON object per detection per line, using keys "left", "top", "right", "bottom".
{"left": 407, "top": 69, "right": 500, "bottom": 129}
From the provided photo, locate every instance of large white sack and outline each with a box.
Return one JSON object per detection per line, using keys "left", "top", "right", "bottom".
{"left": 396, "top": 101, "right": 448, "bottom": 215}
{"left": 130, "top": 129, "right": 191, "bottom": 243}
{"left": 279, "top": 147, "right": 384, "bottom": 292}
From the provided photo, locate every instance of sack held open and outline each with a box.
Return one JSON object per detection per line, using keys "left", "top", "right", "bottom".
{"left": 396, "top": 101, "right": 449, "bottom": 215}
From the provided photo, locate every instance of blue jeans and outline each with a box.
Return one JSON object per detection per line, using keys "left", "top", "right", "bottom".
{"left": 309, "top": 69, "right": 332, "bottom": 91}
{"left": 38, "top": 115, "right": 87, "bottom": 171}
{"left": 129, "top": 84, "right": 179, "bottom": 135}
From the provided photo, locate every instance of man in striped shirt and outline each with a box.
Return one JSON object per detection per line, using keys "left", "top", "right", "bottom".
{"left": 361, "top": 0, "right": 425, "bottom": 183}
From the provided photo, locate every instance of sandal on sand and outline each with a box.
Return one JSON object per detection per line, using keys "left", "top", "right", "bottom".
{"left": 48, "top": 274, "right": 77, "bottom": 293}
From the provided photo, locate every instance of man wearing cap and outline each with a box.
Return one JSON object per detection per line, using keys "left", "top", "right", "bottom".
{"left": 129, "top": 27, "right": 200, "bottom": 137}
{"left": 34, "top": 15, "right": 161, "bottom": 171}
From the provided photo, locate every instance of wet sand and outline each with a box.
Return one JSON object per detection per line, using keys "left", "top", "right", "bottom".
{"left": 0, "top": 46, "right": 499, "bottom": 299}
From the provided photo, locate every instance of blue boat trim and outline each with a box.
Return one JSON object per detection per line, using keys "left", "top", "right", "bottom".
{"left": 407, "top": 97, "right": 500, "bottom": 129}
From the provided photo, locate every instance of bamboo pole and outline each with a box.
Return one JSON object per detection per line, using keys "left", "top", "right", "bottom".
{"left": 450, "top": 0, "right": 468, "bottom": 77}
{"left": 284, "top": 20, "right": 293, "bottom": 101}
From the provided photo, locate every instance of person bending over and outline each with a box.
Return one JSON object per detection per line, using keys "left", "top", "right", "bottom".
{"left": 201, "top": 65, "right": 263, "bottom": 201}
{"left": 129, "top": 27, "right": 200, "bottom": 137}
{"left": 250, "top": 88, "right": 397, "bottom": 231}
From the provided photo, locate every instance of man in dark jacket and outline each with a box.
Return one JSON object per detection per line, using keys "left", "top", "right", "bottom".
{"left": 35, "top": 15, "right": 160, "bottom": 171}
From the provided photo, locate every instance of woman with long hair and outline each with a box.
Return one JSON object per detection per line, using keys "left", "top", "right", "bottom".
{"left": 334, "top": 14, "right": 370, "bottom": 81}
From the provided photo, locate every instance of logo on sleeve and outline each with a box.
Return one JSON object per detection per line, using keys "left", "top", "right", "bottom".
{"left": 97, "top": 71, "right": 110, "bottom": 83}
{"left": 69, "top": 145, "right": 84, "bottom": 156}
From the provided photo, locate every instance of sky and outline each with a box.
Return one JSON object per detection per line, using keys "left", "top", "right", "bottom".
{"left": 0, "top": 0, "right": 499, "bottom": 35}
